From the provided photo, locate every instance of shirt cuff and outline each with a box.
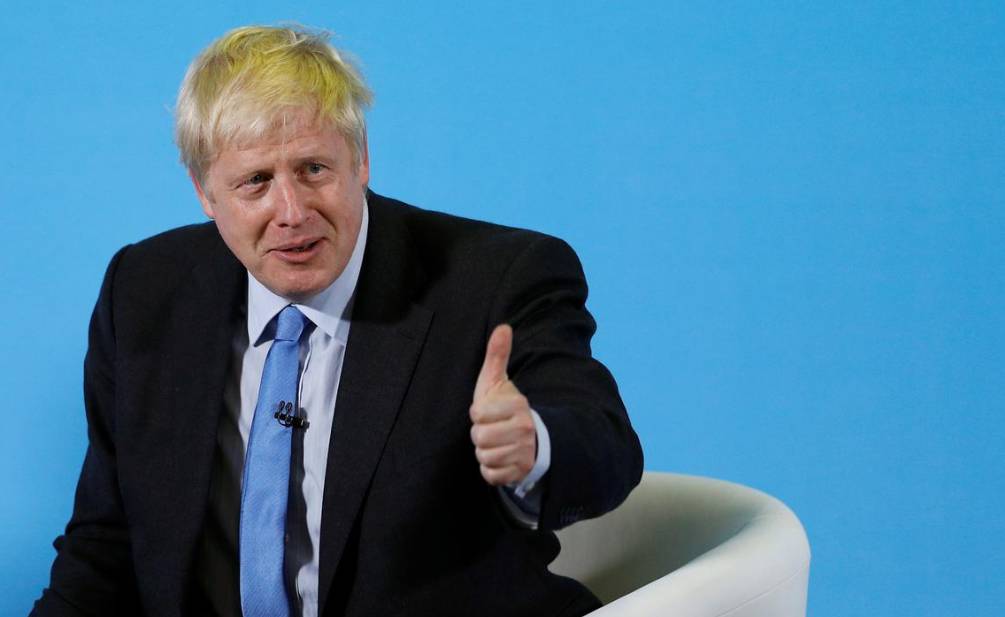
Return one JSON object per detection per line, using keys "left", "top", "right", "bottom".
{"left": 512, "top": 408, "right": 550, "bottom": 498}
{"left": 497, "top": 408, "right": 551, "bottom": 529}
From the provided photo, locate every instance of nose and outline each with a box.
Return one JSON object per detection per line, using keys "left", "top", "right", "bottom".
{"left": 272, "top": 173, "right": 309, "bottom": 227}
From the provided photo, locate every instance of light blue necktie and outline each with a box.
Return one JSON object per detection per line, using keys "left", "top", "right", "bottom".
{"left": 240, "top": 305, "right": 308, "bottom": 617}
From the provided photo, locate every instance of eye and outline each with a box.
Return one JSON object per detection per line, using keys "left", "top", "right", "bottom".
{"left": 305, "top": 162, "right": 326, "bottom": 175}
{"left": 242, "top": 172, "right": 269, "bottom": 187}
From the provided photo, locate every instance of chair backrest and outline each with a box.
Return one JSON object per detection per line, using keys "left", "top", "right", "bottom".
{"left": 550, "top": 472, "right": 810, "bottom": 615}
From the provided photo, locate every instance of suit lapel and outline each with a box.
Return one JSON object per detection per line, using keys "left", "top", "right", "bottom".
{"left": 149, "top": 232, "right": 246, "bottom": 611}
{"left": 317, "top": 196, "right": 433, "bottom": 614}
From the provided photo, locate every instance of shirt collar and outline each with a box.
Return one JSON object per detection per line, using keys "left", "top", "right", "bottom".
{"left": 247, "top": 199, "right": 369, "bottom": 346}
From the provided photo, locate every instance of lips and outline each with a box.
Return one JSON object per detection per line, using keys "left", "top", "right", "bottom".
{"left": 283, "top": 241, "right": 317, "bottom": 253}
{"left": 270, "top": 239, "right": 322, "bottom": 263}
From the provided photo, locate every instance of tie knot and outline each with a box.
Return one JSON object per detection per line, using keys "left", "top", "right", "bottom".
{"left": 274, "top": 305, "right": 307, "bottom": 342}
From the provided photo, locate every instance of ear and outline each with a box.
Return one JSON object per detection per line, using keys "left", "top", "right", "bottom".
{"left": 190, "top": 170, "right": 216, "bottom": 219}
{"left": 357, "top": 131, "right": 370, "bottom": 187}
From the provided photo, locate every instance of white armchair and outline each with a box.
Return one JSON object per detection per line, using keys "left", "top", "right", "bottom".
{"left": 550, "top": 472, "right": 811, "bottom": 617}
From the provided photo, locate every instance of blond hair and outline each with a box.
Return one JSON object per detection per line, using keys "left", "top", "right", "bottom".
{"left": 175, "top": 24, "right": 373, "bottom": 180}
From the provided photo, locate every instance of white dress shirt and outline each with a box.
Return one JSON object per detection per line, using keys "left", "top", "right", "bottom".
{"left": 196, "top": 202, "right": 551, "bottom": 617}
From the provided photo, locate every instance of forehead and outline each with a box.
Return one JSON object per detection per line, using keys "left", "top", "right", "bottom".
{"left": 211, "top": 122, "right": 349, "bottom": 172}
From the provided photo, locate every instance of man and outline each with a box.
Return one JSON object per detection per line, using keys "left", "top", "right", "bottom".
{"left": 34, "top": 25, "right": 642, "bottom": 617}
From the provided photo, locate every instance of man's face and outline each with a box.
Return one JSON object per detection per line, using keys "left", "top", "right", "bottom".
{"left": 194, "top": 119, "right": 369, "bottom": 301}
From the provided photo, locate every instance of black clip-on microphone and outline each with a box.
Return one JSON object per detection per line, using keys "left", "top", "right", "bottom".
{"left": 274, "top": 400, "right": 309, "bottom": 429}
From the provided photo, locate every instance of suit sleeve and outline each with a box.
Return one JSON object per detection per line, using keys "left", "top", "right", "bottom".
{"left": 488, "top": 234, "right": 643, "bottom": 531}
{"left": 32, "top": 246, "right": 142, "bottom": 616}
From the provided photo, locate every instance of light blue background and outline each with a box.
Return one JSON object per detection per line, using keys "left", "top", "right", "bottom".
{"left": 2, "top": 2, "right": 1002, "bottom": 615}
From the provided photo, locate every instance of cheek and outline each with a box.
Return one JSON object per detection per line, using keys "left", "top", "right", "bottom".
{"left": 216, "top": 208, "right": 269, "bottom": 253}
{"left": 332, "top": 191, "right": 365, "bottom": 228}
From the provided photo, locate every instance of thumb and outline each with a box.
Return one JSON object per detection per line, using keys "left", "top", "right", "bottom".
{"left": 473, "top": 324, "right": 512, "bottom": 401}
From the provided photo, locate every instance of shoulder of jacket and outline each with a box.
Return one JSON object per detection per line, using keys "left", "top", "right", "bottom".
{"left": 109, "top": 221, "right": 236, "bottom": 294}
{"left": 368, "top": 191, "right": 564, "bottom": 257}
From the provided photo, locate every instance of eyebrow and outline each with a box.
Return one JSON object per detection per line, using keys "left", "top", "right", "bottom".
{"left": 289, "top": 152, "right": 339, "bottom": 166}
{"left": 222, "top": 152, "right": 339, "bottom": 185}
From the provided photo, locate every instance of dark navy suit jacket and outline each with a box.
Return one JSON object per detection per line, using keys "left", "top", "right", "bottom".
{"left": 33, "top": 192, "right": 643, "bottom": 617}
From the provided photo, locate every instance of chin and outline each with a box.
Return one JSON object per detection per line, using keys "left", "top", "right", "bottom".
{"left": 255, "top": 260, "right": 342, "bottom": 301}
{"left": 280, "top": 276, "right": 335, "bottom": 301}
{"left": 278, "top": 285, "right": 321, "bottom": 302}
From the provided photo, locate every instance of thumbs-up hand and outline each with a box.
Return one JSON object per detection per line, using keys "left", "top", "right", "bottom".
{"left": 469, "top": 324, "right": 537, "bottom": 487}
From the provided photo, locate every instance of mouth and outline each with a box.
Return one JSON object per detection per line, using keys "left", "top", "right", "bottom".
{"left": 271, "top": 239, "right": 322, "bottom": 262}
{"left": 285, "top": 241, "right": 318, "bottom": 253}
